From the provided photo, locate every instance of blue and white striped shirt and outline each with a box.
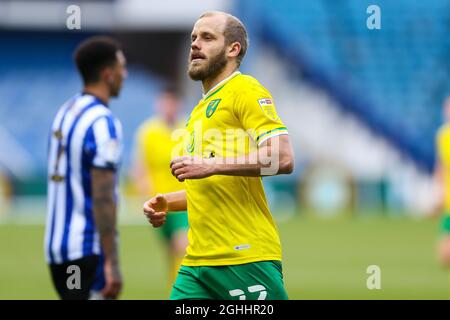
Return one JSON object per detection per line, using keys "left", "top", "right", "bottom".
{"left": 44, "top": 93, "right": 123, "bottom": 264}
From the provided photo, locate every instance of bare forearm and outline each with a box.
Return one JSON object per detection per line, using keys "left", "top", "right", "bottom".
{"left": 91, "top": 169, "right": 119, "bottom": 263}
{"left": 94, "top": 202, "right": 119, "bottom": 263}
{"left": 213, "top": 139, "right": 294, "bottom": 177}
{"left": 165, "top": 190, "right": 187, "bottom": 211}
{"left": 212, "top": 156, "right": 265, "bottom": 177}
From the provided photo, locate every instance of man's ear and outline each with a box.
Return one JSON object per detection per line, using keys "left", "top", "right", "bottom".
{"left": 228, "top": 42, "right": 241, "bottom": 59}
{"left": 99, "top": 66, "right": 113, "bottom": 84}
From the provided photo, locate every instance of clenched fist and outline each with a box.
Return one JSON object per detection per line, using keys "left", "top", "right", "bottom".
{"left": 143, "top": 194, "right": 168, "bottom": 228}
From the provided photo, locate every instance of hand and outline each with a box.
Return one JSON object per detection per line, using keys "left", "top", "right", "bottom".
{"left": 143, "top": 194, "right": 168, "bottom": 228}
{"left": 101, "top": 259, "right": 122, "bottom": 299}
{"left": 170, "top": 156, "right": 216, "bottom": 182}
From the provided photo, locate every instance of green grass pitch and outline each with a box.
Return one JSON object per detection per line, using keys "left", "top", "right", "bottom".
{"left": 0, "top": 214, "right": 448, "bottom": 299}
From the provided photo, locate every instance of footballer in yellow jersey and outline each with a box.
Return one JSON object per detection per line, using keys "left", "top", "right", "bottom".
{"left": 181, "top": 71, "right": 287, "bottom": 266}
{"left": 433, "top": 96, "right": 450, "bottom": 268}
{"left": 143, "top": 11, "right": 295, "bottom": 300}
{"left": 132, "top": 88, "right": 189, "bottom": 286}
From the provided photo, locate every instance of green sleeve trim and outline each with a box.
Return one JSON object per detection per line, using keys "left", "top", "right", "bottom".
{"left": 255, "top": 127, "right": 288, "bottom": 142}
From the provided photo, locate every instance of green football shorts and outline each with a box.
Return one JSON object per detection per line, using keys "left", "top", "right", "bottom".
{"left": 158, "top": 211, "right": 189, "bottom": 241}
{"left": 170, "top": 260, "right": 288, "bottom": 300}
{"left": 440, "top": 214, "right": 450, "bottom": 234}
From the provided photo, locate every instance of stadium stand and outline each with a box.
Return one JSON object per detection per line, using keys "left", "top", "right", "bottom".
{"left": 237, "top": 0, "right": 450, "bottom": 172}
{"left": 0, "top": 31, "right": 163, "bottom": 175}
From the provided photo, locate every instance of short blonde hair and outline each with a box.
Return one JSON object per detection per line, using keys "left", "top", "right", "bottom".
{"left": 199, "top": 11, "right": 248, "bottom": 66}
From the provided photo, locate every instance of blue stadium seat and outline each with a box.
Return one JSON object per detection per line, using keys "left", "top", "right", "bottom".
{"left": 237, "top": 0, "right": 449, "bottom": 172}
{"left": 0, "top": 32, "right": 162, "bottom": 173}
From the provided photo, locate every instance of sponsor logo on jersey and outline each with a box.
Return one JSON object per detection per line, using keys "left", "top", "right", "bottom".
{"left": 258, "top": 98, "right": 279, "bottom": 121}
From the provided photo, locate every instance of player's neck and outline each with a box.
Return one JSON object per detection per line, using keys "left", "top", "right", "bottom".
{"left": 202, "top": 64, "right": 239, "bottom": 97}
{"left": 83, "top": 84, "right": 110, "bottom": 105}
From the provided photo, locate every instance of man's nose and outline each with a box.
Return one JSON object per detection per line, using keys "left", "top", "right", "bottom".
{"left": 191, "top": 38, "right": 200, "bottom": 50}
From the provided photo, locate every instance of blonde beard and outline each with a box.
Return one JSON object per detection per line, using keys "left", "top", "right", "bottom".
{"left": 188, "top": 49, "right": 227, "bottom": 81}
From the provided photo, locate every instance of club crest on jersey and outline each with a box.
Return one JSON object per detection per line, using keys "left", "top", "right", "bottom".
{"left": 258, "top": 98, "right": 279, "bottom": 121}
{"left": 206, "top": 99, "right": 221, "bottom": 118}
{"left": 186, "top": 131, "right": 195, "bottom": 153}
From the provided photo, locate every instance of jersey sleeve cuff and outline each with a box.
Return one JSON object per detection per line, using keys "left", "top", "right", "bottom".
{"left": 256, "top": 127, "right": 289, "bottom": 146}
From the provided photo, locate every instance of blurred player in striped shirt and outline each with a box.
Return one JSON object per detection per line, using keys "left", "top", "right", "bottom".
{"left": 44, "top": 36, "right": 127, "bottom": 300}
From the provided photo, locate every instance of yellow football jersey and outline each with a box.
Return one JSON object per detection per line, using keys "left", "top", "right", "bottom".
{"left": 437, "top": 124, "right": 450, "bottom": 214}
{"left": 135, "top": 117, "right": 185, "bottom": 195}
{"left": 182, "top": 71, "right": 289, "bottom": 266}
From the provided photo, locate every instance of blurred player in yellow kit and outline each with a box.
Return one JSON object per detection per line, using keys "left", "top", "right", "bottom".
{"left": 433, "top": 96, "right": 450, "bottom": 278}
{"left": 143, "top": 11, "right": 295, "bottom": 300}
{"left": 131, "top": 87, "right": 189, "bottom": 286}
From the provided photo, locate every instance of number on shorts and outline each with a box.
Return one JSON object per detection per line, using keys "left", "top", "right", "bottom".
{"left": 228, "top": 284, "right": 267, "bottom": 300}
